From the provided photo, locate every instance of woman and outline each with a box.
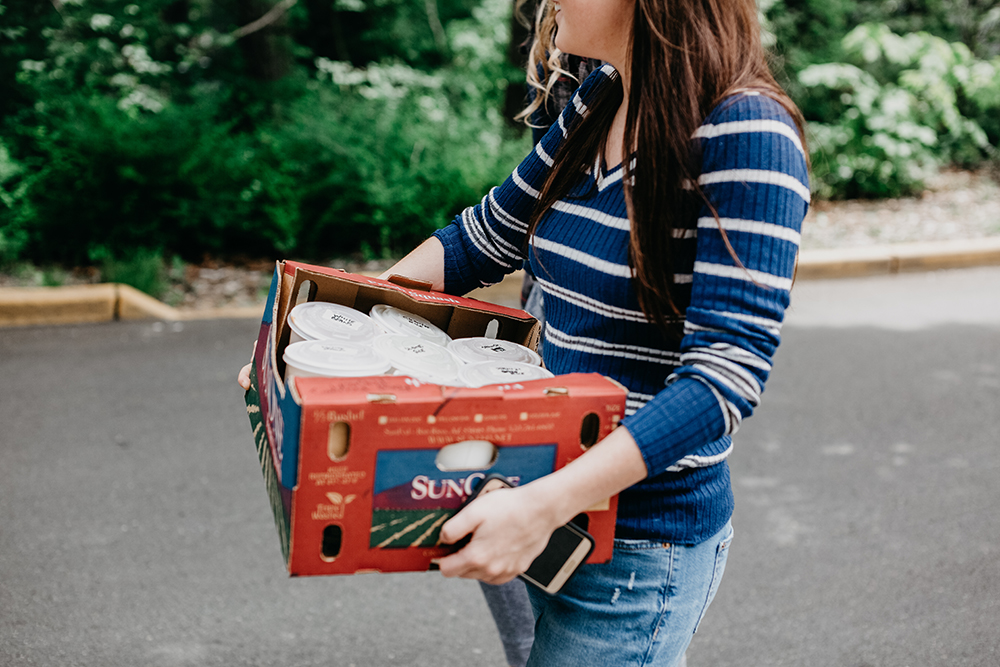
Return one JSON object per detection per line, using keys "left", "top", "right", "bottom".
{"left": 240, "top": 0, "right": 808, "bottom": 662}
{"left": 381, "top": 0, "right": 809, "bottom": 664}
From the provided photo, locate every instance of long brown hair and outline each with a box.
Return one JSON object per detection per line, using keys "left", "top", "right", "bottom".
{"left": 513, "top": 0, "right": 570, "bottom": 126}
{"left": 525, "top": 0, "right": 807, "bottom": 334}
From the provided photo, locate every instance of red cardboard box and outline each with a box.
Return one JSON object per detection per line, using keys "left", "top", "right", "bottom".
{"left": 245, "top": 261, "right": 626, "bottom": 576}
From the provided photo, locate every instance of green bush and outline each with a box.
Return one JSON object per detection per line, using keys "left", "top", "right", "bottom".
{"left": 3, "top": 0, "right": 529, "bottom": 266}
{"left": 289, "top": 0, "right": 530, "bottom": 258}
{"left": 100, "top": 248, "right": 167, "bottom": 297}
{"left": 0, "top": 138, "right": 30, "bottom": 266}
{"left": 11, "top": 90, "right": 296, "bottom": 265}
{"left": 800, "top": 24, "right": 1000, "bottom": 199}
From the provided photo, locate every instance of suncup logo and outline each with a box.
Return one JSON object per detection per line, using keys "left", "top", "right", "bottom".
{"left": 410, "top": 473, "right": 521, "bottom": 501}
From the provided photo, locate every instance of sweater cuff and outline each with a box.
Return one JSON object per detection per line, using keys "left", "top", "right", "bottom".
{"left": 432, "top": 223, "right": 475, "bottom": 296}
{"left": 621, "top": 377, "right": 728, "bottom": 476}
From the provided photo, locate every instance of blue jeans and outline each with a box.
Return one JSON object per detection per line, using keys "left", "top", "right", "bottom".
{"left": 480, "top": 579, "right": 535, "bottom": 667}
{"left": 525, "top": 520, "right": 733, "bottom": 667}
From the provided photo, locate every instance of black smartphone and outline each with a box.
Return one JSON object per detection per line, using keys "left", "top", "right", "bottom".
{"left": 462, "top": 473, "right": 595, "bottom": 594}
{"left": 519, "top": 520, "right": 595, "bottom": 594}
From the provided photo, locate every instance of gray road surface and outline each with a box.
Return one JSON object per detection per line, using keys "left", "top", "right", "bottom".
{"left": 2, "top": 267, "right": 999, "bottom": 666}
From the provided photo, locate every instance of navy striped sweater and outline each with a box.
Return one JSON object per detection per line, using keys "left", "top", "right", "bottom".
{"left": 434, "top": 65, "right": 810, "bottom": 544}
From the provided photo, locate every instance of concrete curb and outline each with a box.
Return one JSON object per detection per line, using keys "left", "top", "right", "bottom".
{"left": 2, "top": 237, "right": 999, "bottom": 328}
{"left": 796, "top": 237, "right": 1000, "bottom": 280}
{"left": 0, "top": 282, "right": 264, "bottom": 328}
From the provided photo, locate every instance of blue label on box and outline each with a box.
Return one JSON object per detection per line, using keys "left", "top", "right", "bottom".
{"left": 369, "top": 445, "right": 556, "bottom": 549}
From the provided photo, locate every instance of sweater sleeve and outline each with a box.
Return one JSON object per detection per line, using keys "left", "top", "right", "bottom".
{"left": 433, "top": 65, "right": 617, "bottom": 296}
{"left": 621, "top": 94, "right": 810, "bottom": 475}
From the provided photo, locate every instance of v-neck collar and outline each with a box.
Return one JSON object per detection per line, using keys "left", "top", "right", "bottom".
{"left": 593, "top": 154, "right": 629, "bottom": 192}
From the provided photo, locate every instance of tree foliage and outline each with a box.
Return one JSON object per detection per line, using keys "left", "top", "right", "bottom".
{"left": 0, "top": 0, "right": 529, "bottom": 266}
{"left": 800, "top": 24, "right": 1000, "bottom": 198}
{"left": 1, "top": 0, "right": 998, "bottom": 268}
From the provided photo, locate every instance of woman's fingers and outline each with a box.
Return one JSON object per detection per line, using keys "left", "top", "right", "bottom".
{"left": 438, "top": 500, "right": 480, "bottom": 546}
{"left": 237, "top": 339, "right": 258, "bottom": 390}
{"left": 436, "top": 487, "right": 553, "bottom": 584}
{"left": 237, "top": 363, "right": 252, "bottom": 390}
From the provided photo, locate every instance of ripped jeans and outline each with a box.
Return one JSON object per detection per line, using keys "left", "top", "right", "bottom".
{"left": 525, "top": 521, "right": 733, "bottom": 667}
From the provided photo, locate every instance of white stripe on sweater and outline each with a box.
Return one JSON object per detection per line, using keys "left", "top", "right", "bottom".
{"left": 532, "top": 236, "right": 633, "bottom": 278}
{"left": 546, "top": 324, "right": 681, "bottom": 365}
{"left": 693, "top": 119, "right": 805, "bottom": 156}
{"left": 598, "top": 169, "right": 624, "bottom": 190}
{"left": 462, "top": 205, "right": 515, "bottom": 269}
{"left": 666, "top": 442, "right": 735, "bottom": 472}
{"left": 625, "top": 391, "right": 655, "bottom": 417}
{"left": 698, "top": 169, "right": 811, "bottom": 203}
{"left": 512, "top": 166, "right": 541, "bottom": 198}
{"left": 690, "top": 375, "right": 742, "bottom": 435}
{"left": 628, "top": 390, "right": 655, "bottom": 405}
{"left": 551, "top": 200, "right": 630, "bottom": 231}
{"left": 487, "top": 190, "right": 529, "bottom": 233}
{"left": 693, "top": 261, "right": 792, "bottom": 291}
{"left": 535, "top": 276, "right": 652, "bottom": 323}
{"left": 534, "top": 142, "right": 554, "bottom": 167}
{"left": 470, "top": 194, "right": 527, "bottom": 261}
{"left": 693, "top": 362, "right": 761, "bottom": 410}
{"left": 702, "top": 342, "right": 772, "bottom": 372}
{"left": 705, "top": 310, "right": 783, "bottom": 336}
{"left": 684, "top": 321, "right": 726, "bottom": 336}
{"left": 683, "top": 350, "right": 764, "bottom": 398}
{"left": 697, "top": 216, "right": 801, "bottom": 245}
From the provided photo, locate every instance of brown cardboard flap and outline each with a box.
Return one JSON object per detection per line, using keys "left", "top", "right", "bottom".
{"left": 385, "top": 274, "right": 434, "bottom": 292}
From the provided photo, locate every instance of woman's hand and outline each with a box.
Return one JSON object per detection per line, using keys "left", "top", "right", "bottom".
{"left": 437, "top": 484, "right": 560, "bottom": 585}
{"left": 237, "top": 363, "right": 252, "bottom": 390}
{"left": 237, "top": 340, "right": 257, "bottom": 390}
{"left": 436, "top": 426, "right": 649, "bottom": 585}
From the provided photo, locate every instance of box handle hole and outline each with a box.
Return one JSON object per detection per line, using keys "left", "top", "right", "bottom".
{"left": 435, "top": 440, "right": 498, "bottom": 471}
{"left": 580, "top": 412, "right": 599, "bottom": 450}
{"left": 328, "top": 422, "right": 351, "bottom": 461}
{"left": 321, "top": 525, "right": 343, "bottom": 560}
{"left": 294, "top": 279, "right": 316, "bottom": 308}
{"left": 484, "top": 319, "right": 500, "bottom": 339}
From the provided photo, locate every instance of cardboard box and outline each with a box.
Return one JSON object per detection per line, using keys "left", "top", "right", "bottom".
{"left": 246, "top": 261, "right": 626, "bottom": 576}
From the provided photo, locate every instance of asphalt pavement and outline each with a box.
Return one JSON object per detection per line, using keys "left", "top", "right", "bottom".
{"left": 1, "top": 267, "right": 999, "bottom": 666}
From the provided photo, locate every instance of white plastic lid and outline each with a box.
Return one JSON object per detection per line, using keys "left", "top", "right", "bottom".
{"left": 283, "top": 340, "right": 391, "bottom": 378}
{"left": 373, "top": 334, "right": 461, "bottom": 385}
{"left": 288, "top": 302, "right": 377, "bottom": 343}
{"left": 448, "top": 337, "right": 541, "bottom": 366}
{"left": 369, "top": 304, "right": 452, "bottom": 347}
{"left": 458, "top": 361, "right": 555, "bottom": 388}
